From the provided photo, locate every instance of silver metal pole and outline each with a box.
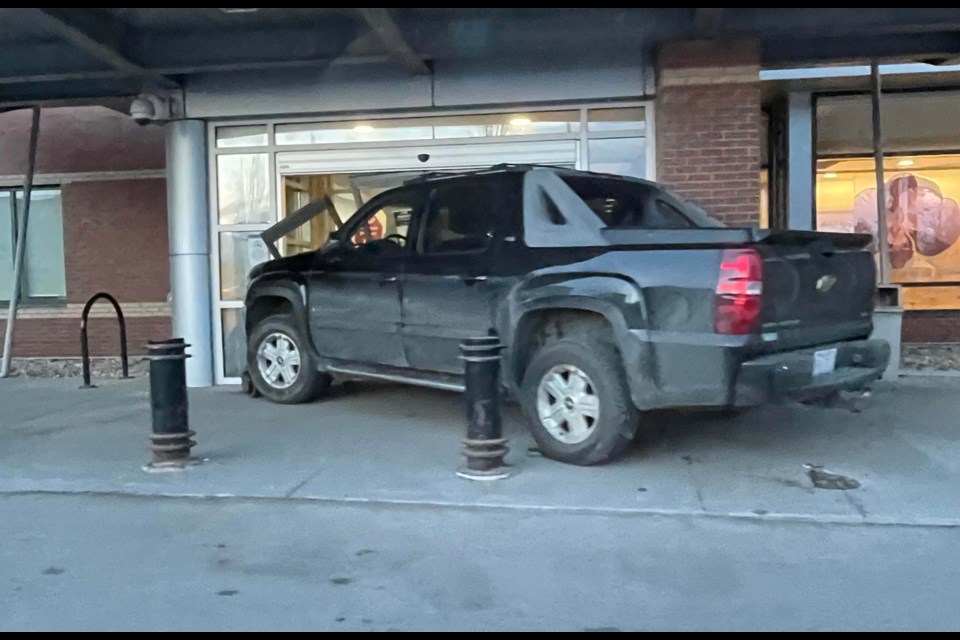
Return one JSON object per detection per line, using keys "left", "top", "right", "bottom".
{"left": 871, "top": 60, "right": 891, "bottom": 283}
{"left": 0, "top": 106, "right": 41, "bottom": 378}
{"left": 166, "top": 120, "right": 213, "bottom": 387}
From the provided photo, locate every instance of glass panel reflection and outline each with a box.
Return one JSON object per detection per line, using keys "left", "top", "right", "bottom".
{"left": 217, "top": 154, "right": 272, "bottom": 224}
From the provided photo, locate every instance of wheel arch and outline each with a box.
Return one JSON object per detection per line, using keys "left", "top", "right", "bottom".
{"left": 504, "top": 297, "right": 658, "bottom": 410}
{"left": 506, "top": 300, "right": 625, "bottom": 387}
{"left": 246, "top": 282, "right": 304, "bottom": 328}
{"left": 245, "top": 281, "right": 314, "bottom": 356}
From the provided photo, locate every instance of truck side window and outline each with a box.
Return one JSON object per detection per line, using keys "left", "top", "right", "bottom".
{"left": 421, "top": 176, "right": 519, "bottom": 254}
{"left": 348, "top": 189, "right": 421, "bottom": 249}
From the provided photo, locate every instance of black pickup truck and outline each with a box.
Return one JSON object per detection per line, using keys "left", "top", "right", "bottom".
{"left": 244, "top": 166, "right": 889, "bottom": 465}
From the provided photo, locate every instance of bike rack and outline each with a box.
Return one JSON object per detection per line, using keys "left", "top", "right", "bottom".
{"left": 80, "top": 292, "right": 130, "bottom": 388}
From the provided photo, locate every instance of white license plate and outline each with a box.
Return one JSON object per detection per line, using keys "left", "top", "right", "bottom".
{"left": 813, "top": 348, "right": 838, "bottom": 376}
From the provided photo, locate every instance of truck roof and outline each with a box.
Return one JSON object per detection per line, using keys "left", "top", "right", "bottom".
{"left": 402, "top": 164, "right": 660, "bottom": 189}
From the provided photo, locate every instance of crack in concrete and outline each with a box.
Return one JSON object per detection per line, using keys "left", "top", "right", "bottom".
{"left": 2, "top": 488, "right": 955, "bottom": 530}
{"left": 695, "top": 487, "right": 706, "bottom": 512}
{"left": 680, "top": 455, "right": 708, "bottom": 512}
{"left": 283, "top": 466, "right": 326, "bottom": 498}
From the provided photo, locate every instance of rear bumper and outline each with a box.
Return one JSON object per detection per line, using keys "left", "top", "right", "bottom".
{"left": 734, "top": 339, "right": 891, "bottom": 406}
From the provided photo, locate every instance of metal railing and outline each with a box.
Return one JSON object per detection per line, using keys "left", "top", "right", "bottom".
{"left": 80, "top": 292, "right": 130, "bottom": 388}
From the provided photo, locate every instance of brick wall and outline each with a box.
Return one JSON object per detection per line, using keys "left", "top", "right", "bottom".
{"left": 0, "top": 106, "right": 165, "bottom": 175}
{"left": 655, "top": 39, "right": 763, "bottom": 226}
{"left": 0, "top": 316, "right": 171, "bottom": 357}
{"left": 62, "top": 179, "right": 170, "bottom": 304}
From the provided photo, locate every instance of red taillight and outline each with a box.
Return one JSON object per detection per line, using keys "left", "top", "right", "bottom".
{"left": 714, "top": 249, "right": 763, "bottom": 335}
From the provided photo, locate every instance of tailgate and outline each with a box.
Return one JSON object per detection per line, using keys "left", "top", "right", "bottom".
{"left": 757, "top": 231, "right": 876, "bottom": 350}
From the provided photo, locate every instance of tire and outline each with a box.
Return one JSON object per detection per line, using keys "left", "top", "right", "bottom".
{"left": 520, "top": 328, "right": 639, "bottom": 466}
{"left": 247, "top": 315, "right": 330, "bottom": 404}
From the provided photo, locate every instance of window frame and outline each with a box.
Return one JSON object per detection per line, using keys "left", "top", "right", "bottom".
{"left": 0, "top": 186, "right": 67, "bottom": 306}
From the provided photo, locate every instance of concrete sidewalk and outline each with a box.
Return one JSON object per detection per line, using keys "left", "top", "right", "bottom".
{"left": 2, "top": 375, "right": 959, "bottom": 525}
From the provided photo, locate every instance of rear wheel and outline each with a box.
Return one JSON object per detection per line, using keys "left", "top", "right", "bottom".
{"left": 247, "top": 315, "right": 330, "bottom": 404}
{"left": 521, "top": 328, "right": 639, "bottom": 465}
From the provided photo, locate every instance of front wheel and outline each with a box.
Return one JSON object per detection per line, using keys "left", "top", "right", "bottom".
{"left": 521, "top": 335, "right": 639, "bottom": 466}
{"left": 247, "top": 316, "right": 330, "bottom": 404}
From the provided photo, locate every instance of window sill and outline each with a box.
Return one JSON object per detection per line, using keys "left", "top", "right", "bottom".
{"left": 0, "top": 298, "right": 68, "bottom": 309}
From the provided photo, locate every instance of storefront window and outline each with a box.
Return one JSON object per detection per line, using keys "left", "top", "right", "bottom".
{"left": 816, "top": 93, "right": 960, "bottom": 290}
{"left": 219, "top": 232, "right": 270, "bottom": 301}
{"left": 0, "top": 192, "right": 13, "bottom": 301}
{"left": 275, "top": 111, "right": 582, "bottom": 146}
{"left": 0, "top": 188, "right": 66, "bottom": 302}
{"left": 818, "top": 92, "right": 960, "bottom": 156}
{"left": 435, "top": 111, "right": 580, "bottom": 138}
{"left": 587, "top": 107, "right": 646, "bottom": 133}
{"left": 217, "top": 153, "right": 271, "bottom": 224}
{"left": 588, "top": 138, "right": 645, "bottom": 179}
{"left": 216, "top": 125, "right": 268, "bottom": 148}
{"left": 816, "top": 155, "right": 960, "bottom": 284}
{"left": 221, "top": 308, "right": 246, "bottom": 379}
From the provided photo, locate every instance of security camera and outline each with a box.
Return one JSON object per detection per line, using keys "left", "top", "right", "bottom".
{"left": 129, "top": 94, "right": 171, "bottom": 126}
{"left": 129, "top": 96, "right": 155, "bottom": 125}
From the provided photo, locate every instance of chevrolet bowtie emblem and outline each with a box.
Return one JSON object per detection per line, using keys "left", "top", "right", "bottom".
{"left": 816, "top": 274, "right": 837, "bottom": 293}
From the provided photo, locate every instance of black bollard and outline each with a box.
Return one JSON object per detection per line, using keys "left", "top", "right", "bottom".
{"left": 457, "top": 335, "right": 511, "bottom": 480}
{"left": 144, "top": 338, "right": 197, "bottom": 471}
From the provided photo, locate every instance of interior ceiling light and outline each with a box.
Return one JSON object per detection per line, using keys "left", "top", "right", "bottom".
{"left": 897, "top": 159, "right": 915, "bottom": 167}
{"left": 824, "top": 172, "right": 838, "bottom": 179}
{"left": 220, "top": 8, "right": 260, "bottom": 14}
{"left": 353, "top": 125, "right": 375, "bottom": 133}
{"left": 508, "top": 117, "right": 532, "bottom": 127}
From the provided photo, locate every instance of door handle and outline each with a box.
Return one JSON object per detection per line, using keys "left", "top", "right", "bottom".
{"left": 379, "top": 275, "right": 399, "bottom": 285}
{"left": 462, "top": 275, "right": 488, "bottom": 285}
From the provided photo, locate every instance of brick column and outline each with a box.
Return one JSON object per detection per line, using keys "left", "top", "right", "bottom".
{"left": 655, "top": 39, "right": 762, "bottom": 226}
